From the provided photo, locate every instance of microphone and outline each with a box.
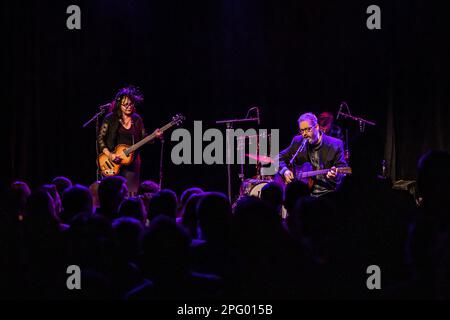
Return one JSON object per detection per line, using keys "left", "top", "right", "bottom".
{"left": 290, "top": 138, "right": 308, "bottom": 166}
{"left": 299, "top": 137, "right": 308, "bottom": 152}
{"left": 337, "top": 101, "right": 348, "bottom": 120}
{"left": 336, "top": 102, "right": 343, "bottom": 120}
{"left": 99, "top": 102, "right": 112, "bottom": 110}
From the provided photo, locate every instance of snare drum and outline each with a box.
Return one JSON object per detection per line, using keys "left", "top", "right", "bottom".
{"left": 240, "top": 179, "right": 268, "bottom": 197}
{"left": 240, "top": 178, "right": 288, "bottom": 219}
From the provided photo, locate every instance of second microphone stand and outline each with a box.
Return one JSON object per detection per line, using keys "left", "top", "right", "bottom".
{"left": 337, "top": 102, "right": 376, "bottom": 161}
{"left": 215, "top": 115, "right": 259, "bottom": 203}
{"left": 82, "top": 105, "right": 109, "bottom": 181}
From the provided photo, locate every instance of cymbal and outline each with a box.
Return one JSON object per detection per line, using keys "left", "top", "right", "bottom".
{"left": 245, "top": 153, "right": 274, "bottom": 163}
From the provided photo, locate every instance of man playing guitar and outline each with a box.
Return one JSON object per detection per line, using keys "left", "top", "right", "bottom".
{"left": 277, "top": 112, "right": 348, "bottom": 197}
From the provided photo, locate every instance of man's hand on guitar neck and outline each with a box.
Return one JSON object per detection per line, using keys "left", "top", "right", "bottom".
{"left": 326, "top": 166, "right": 337, "bottom": 179}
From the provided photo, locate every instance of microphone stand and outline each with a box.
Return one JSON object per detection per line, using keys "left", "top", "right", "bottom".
{"left": 336, "top": 102, "right": 376, "bottom": 133}
{"left": 82, "top": 105, "right": 109, "bottom": 129}
{"left": 336, "top": 102, "right": 376, "bottom": 162}
{"left": 337, "top": 111, "right": 376, "bottom": 132}
{"left": 82, "top": 106, "right": 109, "bottom": 181}
{"left": 345, "top": 128, "right": 350, "bottom": 161}
{"left": 237, "top": 136, "right": 245, "bottom": 182}
{"left": 159, "top": 136, "right": 165, "bottom": 189}
{"left": 215, "top": 116, "right": 259, "bottom": 203}
{"left": 288, "top": 139, "right": 307, "bottom": 179}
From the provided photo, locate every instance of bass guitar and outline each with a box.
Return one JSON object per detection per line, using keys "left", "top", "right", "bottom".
{"left": 97, "top": 114, "right": 185, "bottom": 176}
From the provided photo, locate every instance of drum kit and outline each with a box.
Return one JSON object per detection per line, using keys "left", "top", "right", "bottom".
{"left": 237, "top": 152, "right": 288, "bottom": 218}
{"left": 237, "top": 133, "right": 277, "bottom": 196}
{"left": 215, "top": 106, "right": 284, "bottom": 215}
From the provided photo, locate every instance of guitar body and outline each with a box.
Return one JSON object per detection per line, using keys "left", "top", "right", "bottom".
{"left": 275, "top": 162, "right": 351, "bottom": 190}
{"left": 293, "top": 162, "right": 315, "bottom": 189}
{"left": 97, "top": 144, "right": 134, "bottom": 177}
{"left": 273, "top": 163, "right": 315, "bottom": 190}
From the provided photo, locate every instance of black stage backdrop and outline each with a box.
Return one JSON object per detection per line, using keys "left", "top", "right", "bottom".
{"left": 3, "top": 0, "right": 450, "bottom": 195}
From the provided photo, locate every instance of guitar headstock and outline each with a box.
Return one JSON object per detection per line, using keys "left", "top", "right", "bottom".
{"left": 337, "top": 167, "right": 352, "bottom": 175}
{"left": 172, "top": 114, "right": 185, "bottom": 126}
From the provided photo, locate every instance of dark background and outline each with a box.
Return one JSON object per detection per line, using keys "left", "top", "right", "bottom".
{"left": 3, "top": 0, "right": 450, "bottom": 196}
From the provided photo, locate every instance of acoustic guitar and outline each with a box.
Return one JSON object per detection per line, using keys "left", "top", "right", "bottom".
{"left": 276, "top": 162, "right": 352, "bottom": 189}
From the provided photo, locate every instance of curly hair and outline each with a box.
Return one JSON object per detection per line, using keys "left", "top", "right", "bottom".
{"left": 111, "top": 85, "right": 144, "bottom": 118}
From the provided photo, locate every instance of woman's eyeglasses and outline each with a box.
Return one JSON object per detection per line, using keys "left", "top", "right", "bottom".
{"left": 121, "top": 102, "right": 134, "bottom": 108}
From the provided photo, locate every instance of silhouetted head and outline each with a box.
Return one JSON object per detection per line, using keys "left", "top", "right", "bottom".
{"left": 39, "top": 184, "right": 62, "bottom": 216}
{"left": 24, "top": 190, "right": 59, "bottom": 228}
{"left": 147, "top": 189, "right": 178, "bottom": 221}
{"left": 417, "top": 150, "right": 450, "bottom": 211}
{"left": 232, "top": 196, "right": 284, "bottom": 248}
{"left": 284, "top": 180, "right": 310, "bottom": 215}
{"left": 288, "top": 196, "right": 335, "bottom": 241}
{"left": 112, "top": 216, "right": 144, "bottom": 262}
{"left": 98, "top": 176, "right": 128, "bottom": 220}
{"left": 52, "top": 176, "right": 73, "bottom": 198}
{"left": 141, "top": 215, "right": 191, "bottom": 278}
{"left": 197, "top": 192, "right": 232, "bottom": 242}
{"left": 181, "top": 193, "right": 204, "bottom": 239}
{"left": 261, "top": 182, "right": 284, "bottom": 212}
{"left": 118, "top": 196, "right": 147, "bottom": 225}
{"left": 9, "top": 181, "right": 31, "bottom": 216}
{"left": 61, "top": 184, "right": 93, "bottom": 224}
{"left": 180, "top": 187, "right": 204, "bottom": 209}
{"left": 179, "top": 187, "right": 204, "bottom": 216}
{"left": 138, "top": 180, "right": 160, "bottom": 195}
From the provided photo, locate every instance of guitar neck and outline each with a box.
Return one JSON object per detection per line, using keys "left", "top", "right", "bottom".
{"left": 126, "top": 122, "right": 173, "bottom": 154}
{"left": 297, "top": 169, "right": 330, "bottom": 179}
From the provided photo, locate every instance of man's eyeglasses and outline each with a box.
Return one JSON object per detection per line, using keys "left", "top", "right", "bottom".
{"left": 299, "top": 127, "right": 313, "bottom": 134}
